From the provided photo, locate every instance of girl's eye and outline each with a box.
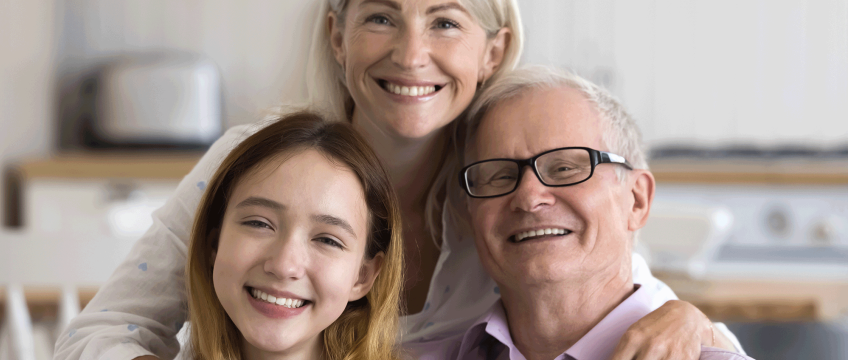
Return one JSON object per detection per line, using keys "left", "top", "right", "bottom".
{"left": 316, "top": 237, "right": 344, "bottom": 249}
{"left": 242, "top": 220, "right": 272, "bottom": 230}
{"left": 365, "top": 14, "right": 391, "bottom": 26}
{"left": 435, "top": 18, "right": 460, "bottom": 30}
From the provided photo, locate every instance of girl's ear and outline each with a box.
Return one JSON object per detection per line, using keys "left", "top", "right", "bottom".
{"left": 348, "top": 252, "right": 384, "bottom": 301}
{"left": 209, "top": 228, "right": 221, "bottom": 266}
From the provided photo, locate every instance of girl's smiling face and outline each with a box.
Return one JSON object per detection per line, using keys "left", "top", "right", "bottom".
{"left": 212, "top": 149, "right": 381, "bottom": 359}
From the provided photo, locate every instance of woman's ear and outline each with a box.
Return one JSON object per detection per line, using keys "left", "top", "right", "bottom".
{"left": 479, "top": 27, "right": 512, "bottom": 82}
{"left": 328, "top": 11, "right": 347, "bottom": 69}
{"left": 348, "top": 252, "right": 384, "bottom": 301}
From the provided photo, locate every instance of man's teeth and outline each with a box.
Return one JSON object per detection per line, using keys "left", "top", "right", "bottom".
{"left": 385, "top": 82, "right": 437, "bottom": 96}
{"left": 515, "top": 228, "right": 569, "bottom": 242}
{"left": 251, "top": 288, "right": 305, "bottom": 308}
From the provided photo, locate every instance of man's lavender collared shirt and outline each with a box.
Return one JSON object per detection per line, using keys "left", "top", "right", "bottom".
{"left": 405, "top": 282, "right": 754, "bottom": 360}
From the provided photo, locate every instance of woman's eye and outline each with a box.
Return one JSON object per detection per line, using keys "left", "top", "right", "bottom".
{"left": 434, "top": 18, "right": 460, "bottom": 30}
{"left": 365, "top": 14, "right": 391, "bottom": 26}
{"left": 242, "top": 220, "right": 272, "bottom": 230}
{"left": 316, "top": 237, "right": 344, "bottom": 249}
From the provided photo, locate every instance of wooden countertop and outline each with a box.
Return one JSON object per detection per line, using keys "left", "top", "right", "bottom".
{"left": 650, "top": 158, "right": 848, "bottom": 184}
{"left": 3, "top": 279, "right": 845, "bottom": 323}
{"left": 655, "top": 272, "right": 848, "bottom": 322}
{"left": 10, "top": 152, "right": 204, "bottom": 180}
{"left": 9, "top": 153, "right": 848, "bottom": 183}
{"left": 0, "top": 286, "right": 99, "bottom": 323}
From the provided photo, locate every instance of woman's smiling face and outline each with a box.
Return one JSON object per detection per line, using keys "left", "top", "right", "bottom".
{"left": 331, "top": 0, "right": 508, "bottom": 140}
{"left": 212, "top": 149, "right": 380, "bottom": 358}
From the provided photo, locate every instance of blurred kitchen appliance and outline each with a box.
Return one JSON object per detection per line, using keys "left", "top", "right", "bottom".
{"left": 61, "top": 53, "right": 223, "bottom": 149}
{"left": 640, "top": 202, "right": 734, "bottom": 277}
{"left": 647, "top": 148, "right": 848, "bottom": 280}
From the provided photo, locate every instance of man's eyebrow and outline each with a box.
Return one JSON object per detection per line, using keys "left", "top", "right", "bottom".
{"left": 427, "top": 2, "right": 470, "bottom": 16}
{"left": 235, "top": 196, "right": 285, "bottom": 211}
{"left": 360, "top": 0, "right": 400, "bottom": 10}
{"left": 312, "top": 214, "right": 357, "bottom": 238}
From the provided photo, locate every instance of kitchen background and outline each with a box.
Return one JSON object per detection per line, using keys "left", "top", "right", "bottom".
{"left": 2, "top": 0, "right": 848, "bottom": 359}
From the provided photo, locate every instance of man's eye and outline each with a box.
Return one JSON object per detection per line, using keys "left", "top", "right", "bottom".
{"left": 242, "top": 220, "right": 272, "bottom": 230}
{"left": 365, "top": 14, "right": 391, "bottom": 26}
{"left": 316, "top": 237, "right": 344, "bottom": 249}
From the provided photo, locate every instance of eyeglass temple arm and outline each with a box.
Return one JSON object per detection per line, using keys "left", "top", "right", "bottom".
{"left": 599, "top": 151, "right": 634, "bottom": 170}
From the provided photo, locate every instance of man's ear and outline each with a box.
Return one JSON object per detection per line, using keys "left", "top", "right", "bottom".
{"left": 627, "top": 170, "right": 655, "bottom": 231}
{"left": 479, "top": 27, "right": 511, "bottom": 82}
{"left": 328, "top": 11, "right": 347, "bottom": 69}
{"left": 349, "top": 252, "right": 384, "bottom": 301}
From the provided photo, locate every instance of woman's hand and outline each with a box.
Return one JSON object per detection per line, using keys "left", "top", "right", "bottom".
{"left": 609, "top": 300, "right": 735, "bottom": 360}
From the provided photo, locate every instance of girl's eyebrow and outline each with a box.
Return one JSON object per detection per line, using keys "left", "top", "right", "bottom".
{"left": 312, "top": 214, "right": 357, "bottom": 238}
{"left": 236, "top": 196, "right": 285, "bottom": 211}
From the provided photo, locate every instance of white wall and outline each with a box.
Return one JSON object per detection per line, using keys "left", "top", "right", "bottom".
{"left": 56, "top": 0, "right": 317, "bottom": 127}
{"left": 1, "top": 0, "right": 57, "bottom": 225}
{"left": 521, "top": 0, "right": 848, "bottom": 148}
{"left": 4, "top": 0, "right": 848, "bottom": 224}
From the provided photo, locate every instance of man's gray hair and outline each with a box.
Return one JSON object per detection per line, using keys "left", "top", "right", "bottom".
{"left": 463, "top": 65, "right": 648, "bottom": 179}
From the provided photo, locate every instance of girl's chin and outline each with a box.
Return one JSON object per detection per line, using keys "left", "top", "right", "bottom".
{"left": 241, "top": 331, "right": 321, "bottom": 359}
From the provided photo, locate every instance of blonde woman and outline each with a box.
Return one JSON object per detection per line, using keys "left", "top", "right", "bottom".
{"left": 56, "top": 1, "right": 741, "bottom": 359}
{"left": 186, "top": 112, "right": 403, "bottom": 359}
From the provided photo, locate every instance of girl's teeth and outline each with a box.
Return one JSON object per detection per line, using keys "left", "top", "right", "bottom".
{"left": 386, "top": 83, "right": 436, "bottom": 97}
{"left": 251, "top": 289, "right": 305, "bottom": 308}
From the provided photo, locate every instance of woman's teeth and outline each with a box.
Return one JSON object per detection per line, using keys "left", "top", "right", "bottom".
{"left": 251, "top": 288, "right": 305, "bottom": 308}
{"left": 515, "top": 228, "right": 569, "bottom": 242}
{"left": 385, "top": 82, "right": 437, "bottom": 97}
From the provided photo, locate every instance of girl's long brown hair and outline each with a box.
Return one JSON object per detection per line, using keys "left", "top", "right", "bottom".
{"left": 186, "top": 110, "right": 404, "bottom": 360}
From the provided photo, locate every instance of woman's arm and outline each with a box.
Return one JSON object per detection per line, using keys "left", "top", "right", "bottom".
{"left": 611, "top": 253, "right": 745, "bottom": 360}
{"left": 53, "top": 123, "right": 261, "bottom": 360}
{"left": 609, "top": 300, "right": 740, "bottom": 360}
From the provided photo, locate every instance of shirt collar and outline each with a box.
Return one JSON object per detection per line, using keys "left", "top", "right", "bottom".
{"left": 457, "top": 283, "right": 669, "bottom": 360}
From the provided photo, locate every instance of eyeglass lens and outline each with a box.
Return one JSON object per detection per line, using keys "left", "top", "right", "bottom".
{"left": 465, "top": 148, "right": 593, "bottom": 197}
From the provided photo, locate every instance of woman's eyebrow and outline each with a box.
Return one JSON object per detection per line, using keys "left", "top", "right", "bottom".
{"left": 360, "top": 0, "right": 400, "bottom": 10}
{"left": 235, "top": 196, "right": 285, "bottom": 211}
{"left": 426, "top": 2, "right": 469, "bottom": 16}
{"left": 312, "top": 214, "right": 357, "bottom": 238}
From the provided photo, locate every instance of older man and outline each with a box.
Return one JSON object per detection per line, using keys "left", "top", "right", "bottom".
{"left": 408, "top": 66, "right": 753, "bottom": 360}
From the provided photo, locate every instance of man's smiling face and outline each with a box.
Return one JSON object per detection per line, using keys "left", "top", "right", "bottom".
{"left": 466, "top": 86, "right": 637, "bottom": 290}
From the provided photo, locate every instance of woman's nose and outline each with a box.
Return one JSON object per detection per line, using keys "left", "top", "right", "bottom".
{"left": 509, "top": 167, "right": 556, "bottom": 213}
{"left": 391, "top": 26, "right": 430, "bottom": 70}
{"left": 263, "top": 235, "right": 307, "bottom": 280}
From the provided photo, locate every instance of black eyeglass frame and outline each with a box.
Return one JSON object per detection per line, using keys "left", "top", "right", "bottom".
{"left": 458, "top": 146, "right": 634, "bottom": 198}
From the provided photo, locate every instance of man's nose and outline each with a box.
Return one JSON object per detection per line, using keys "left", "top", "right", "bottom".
{"left": 391, "top": 26, "right": 430, "bottom": 70}
{"left": 509, "top": 167, "right": 556, "bottom": 212}
{"left": 264, "top": 234, "right": 307, "bottom": 280}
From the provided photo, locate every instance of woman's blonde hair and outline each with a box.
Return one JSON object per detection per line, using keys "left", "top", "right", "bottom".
{"left": 186, "top": 110, "right": 404, "bottom": 360}
{"left": 306, "top": 0, "right": 524, "bottom": 241}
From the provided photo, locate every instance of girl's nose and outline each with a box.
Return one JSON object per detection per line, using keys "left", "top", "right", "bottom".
{"left": 263, "top": 234, "right": 307, "bottom": 280}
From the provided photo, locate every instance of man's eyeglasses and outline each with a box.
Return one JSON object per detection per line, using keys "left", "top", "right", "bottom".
{"left": 459, "top": 147, "right": 633, "bottom": 198}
